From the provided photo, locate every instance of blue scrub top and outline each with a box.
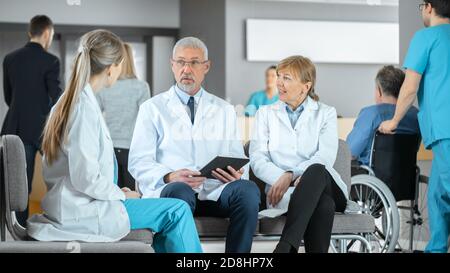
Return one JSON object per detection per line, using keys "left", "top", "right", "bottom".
{"left": 245, "top": 90, "right": 279, "bottom": 116}
{"left": 404, "top": 24, "right": 450, "bottom": 148}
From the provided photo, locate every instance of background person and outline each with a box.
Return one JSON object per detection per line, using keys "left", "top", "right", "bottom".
{"left": 1, "top": 15, "right": 62, "bottom": 227}
{"left": 245, "top": 65, "right": 278, "bottom": 116}
{"left": 96, "top": 43, "right": 150, "bottom": 190}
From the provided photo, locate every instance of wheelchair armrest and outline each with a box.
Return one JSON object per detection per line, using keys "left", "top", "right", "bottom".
{"left": 358, "top": 165, "right": 375, "bottom": 176}
{"left": 419, "top": 175, "right": 429, "bottom": 184}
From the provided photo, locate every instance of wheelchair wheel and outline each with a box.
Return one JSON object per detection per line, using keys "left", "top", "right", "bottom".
{"left": 398, "top": 179, "right": 429, "bottom": 251}
{"left": 349, "top": 175, "right": 400, "bottom": 253}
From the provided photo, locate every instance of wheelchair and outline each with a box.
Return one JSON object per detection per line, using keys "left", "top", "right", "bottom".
{"left": 350, "top": 133, "right": 429, "bottom": 252}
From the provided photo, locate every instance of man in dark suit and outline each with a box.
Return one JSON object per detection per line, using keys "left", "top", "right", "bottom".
{"left": 1, "top": 15, "right": 62, "bottom": 227}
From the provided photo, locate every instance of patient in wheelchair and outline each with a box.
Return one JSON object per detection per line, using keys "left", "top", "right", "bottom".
{"left": 346, "top": 65, "right": 419, "bottom": 173}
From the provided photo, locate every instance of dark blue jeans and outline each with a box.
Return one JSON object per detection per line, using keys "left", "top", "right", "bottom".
{"left": 16, "top": 143, "right": 40, "bottom": 227}
{"left": 160, "top": 180, "right": 260, "bottom": 253}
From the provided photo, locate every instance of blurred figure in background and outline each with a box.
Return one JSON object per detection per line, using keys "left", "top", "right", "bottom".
{"left": 245, "top": 65, "right": 278, "bottom": 116}
{"left": 1, "top": 15, "right": 61, "bottom": 227}
{"left": 96, "top": 43, "right": 150, "bottom": 190}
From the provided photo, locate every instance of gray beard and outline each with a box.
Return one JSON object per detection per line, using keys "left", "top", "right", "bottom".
{"left": 177, "top": 82, "right": 197, "bottom": 93}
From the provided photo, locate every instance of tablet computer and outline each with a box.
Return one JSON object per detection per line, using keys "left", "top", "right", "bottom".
{"left": 199, "top": 156, "right": 249, "bottom": 179}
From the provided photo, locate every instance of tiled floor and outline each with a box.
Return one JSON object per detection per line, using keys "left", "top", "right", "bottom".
{"left": 201, "top": 241, "right": 280, "bottom": 253}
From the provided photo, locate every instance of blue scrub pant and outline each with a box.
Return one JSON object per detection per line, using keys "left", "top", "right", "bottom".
{"left": 123, "top": 198, "right": 203, "bottom": 253}
{"left": 425, "top": 139, "right": 450, "bottom": 253}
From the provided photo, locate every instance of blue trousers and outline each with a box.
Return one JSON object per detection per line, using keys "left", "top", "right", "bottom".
{"left": 124, "top": 198, "right": 202, "bottom": 253}
{"left": 426, "top": 139, "right": 450, "bottom": 253}
{"left": 160, "top": 180, "right": 260, "bottom": 253}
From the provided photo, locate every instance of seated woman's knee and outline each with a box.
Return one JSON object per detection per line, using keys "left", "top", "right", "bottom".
{"left": 315, "top": 196, "right": 336, "bottom": 216}
{"left": 303, "top": 164, "right": 327, "bottom": 176}
{"left": 163, "top": 198, "right": 194, "bottom": 222}
{"left": 174, "top": 199, "right": 192, "bottom": 214}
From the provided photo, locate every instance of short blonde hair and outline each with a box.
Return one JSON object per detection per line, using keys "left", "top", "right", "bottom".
{"left": 119, "top": 43, "right": 137, "bottom": 79}
{"left": 277, "top": 55, "right": 319, "bottom": 101}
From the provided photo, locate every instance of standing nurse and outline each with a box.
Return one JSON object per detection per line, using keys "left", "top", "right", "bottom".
{"left": 379, "top": 0, "right": 450, "bottom": 253}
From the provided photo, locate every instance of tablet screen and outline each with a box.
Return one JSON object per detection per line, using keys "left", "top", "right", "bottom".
{"left": 199, "top": 156, "right": 249, "bottom": 179}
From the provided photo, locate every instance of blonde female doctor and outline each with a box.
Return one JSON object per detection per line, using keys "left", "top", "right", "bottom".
{"left": 26, "top": 30, "right": 202, "bottom": 253}
{"left": 250, "top": 56, "right": 349, "bottom": 253}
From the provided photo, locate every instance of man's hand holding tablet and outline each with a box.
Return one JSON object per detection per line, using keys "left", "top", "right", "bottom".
{"left": 198, "top": 156, "right": 249, "bottom": 184}
{"left": 163, "top": 169, "right": 207, "bottom": 189}
{"left": 163, "top": 157, "right": 249, "bottom": 187}
{"left": 212, "top": 166, "right": 245, "bottom": 184}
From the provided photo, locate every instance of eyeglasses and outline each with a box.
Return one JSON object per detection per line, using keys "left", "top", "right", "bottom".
{"left": 419, "top": 3, "right": 428, "bottom": 11}
{"left": 171, "top": 59, "right": 208, "bottom": 69}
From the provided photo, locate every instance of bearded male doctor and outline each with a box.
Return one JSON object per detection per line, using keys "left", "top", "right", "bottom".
{"left": 129, "top": 37, "right": 260, "bottom": 253}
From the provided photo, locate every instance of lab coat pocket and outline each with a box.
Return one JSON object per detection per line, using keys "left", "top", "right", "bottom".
{"left": 65, "top": 214, "right": 100, "bottom": 236}
{"left": 69, "top": 201, "right": 101, "bottom": 235}
{"left": 97, "top": 200, "right": 130, "bottom": 237}
{"left": 267, "top": 139, "right": 287, "bottom": 154}
{"left": 77, "top": 214, "right": 100, "bottom": 235}
{"left": 267, "top": 128, "right": 290, "bottom": 154}
{"left": 297, "top": 130, "right": 318, "bottom": 158}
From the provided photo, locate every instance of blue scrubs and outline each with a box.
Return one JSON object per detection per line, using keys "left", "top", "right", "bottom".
{"left": 113, "top": 157, "right": 203, "bottom": 253}
{"left": 245, "top": 90, "right": 279, "bottom": 116}
{"left": 428, "top": 140, "right": 450, "bottom": 252}
{"left": 404, "top": 24, "right": 450, "bottom": 253}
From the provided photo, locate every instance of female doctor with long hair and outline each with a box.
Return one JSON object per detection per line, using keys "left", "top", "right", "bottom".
{"left": 27, "top": 29, "right": 202, "bottom": 253}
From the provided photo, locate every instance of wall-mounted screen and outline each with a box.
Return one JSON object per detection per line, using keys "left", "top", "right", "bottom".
{"left": 246, "top": 19, "right": 399, "bottom": 64}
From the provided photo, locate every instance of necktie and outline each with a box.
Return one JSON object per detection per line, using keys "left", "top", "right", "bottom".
{"left": 188, "top": 96, "right": 195, "bottom": 124}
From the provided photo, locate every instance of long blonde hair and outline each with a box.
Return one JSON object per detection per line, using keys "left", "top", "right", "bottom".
{"left": 119, "top": 43, "right": 137, "bottom": 80}
{"left": 277, "top": 55, "right": 319, "bottom": 101}
{"left": 42, "top": 29, "right": 124, "bottom": 164}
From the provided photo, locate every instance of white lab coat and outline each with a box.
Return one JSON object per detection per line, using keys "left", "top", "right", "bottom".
{"left": 129, "top": 86, "right": 248, "bottom": 201}
{"left": 27, "top": 85, "right": 130, "bottom": 242}
{"left": 249, "top": 97, "right": 348, "bottom": 211}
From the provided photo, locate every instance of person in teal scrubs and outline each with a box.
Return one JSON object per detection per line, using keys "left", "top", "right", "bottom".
{"left": 114, "top": 158, "right": 202, "bottom": 253}
{"left": 379, "top": 0, "right": 450, "bottom": 253}
{"left": 245, "top": 65, "right": 279, "bottom": 116}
